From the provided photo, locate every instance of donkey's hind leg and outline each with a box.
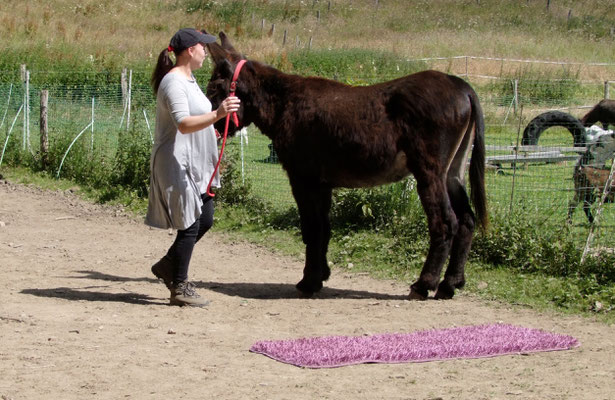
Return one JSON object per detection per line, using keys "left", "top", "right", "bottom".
{"left": 289, "top": 175, "right": 333, "bottom": 297}
{"left": 583, "top": 198, "right": 595, "bottom": 224}
{"left": 434, "top": 178, "right": 475, "bottom": 300}
{"left": 409, "top": 177, "right": 457, "bottom": 300}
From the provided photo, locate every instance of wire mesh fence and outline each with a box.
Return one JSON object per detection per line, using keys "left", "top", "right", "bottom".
{"left": 0, "top": 62, "right": 614, "bottom": 253}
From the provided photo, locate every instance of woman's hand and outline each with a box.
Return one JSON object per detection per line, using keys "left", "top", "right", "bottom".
{"left": 178, "top": 96, "right": 241, "bottom": 134}
{"left": 216, "top": 96, "right": 241, "bottom": 119}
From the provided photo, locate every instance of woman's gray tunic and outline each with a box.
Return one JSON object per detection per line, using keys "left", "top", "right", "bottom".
{"left": 145, "top": 72, "right": 220, "bottom": 230}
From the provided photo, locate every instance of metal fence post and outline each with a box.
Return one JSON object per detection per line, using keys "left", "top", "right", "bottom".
{"left": 91, "top": 97, "right": 95, "bottom": 152}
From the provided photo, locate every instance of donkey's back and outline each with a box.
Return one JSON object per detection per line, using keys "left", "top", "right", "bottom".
{"left": 274, "top": 70, "right": 479, "bottom": 189}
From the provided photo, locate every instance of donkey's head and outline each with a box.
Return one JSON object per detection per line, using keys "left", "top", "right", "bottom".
{"left": 205, "top": 31, "right": 250, "bottom": 135}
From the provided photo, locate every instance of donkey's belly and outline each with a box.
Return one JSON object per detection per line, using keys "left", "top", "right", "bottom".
{"left": 326, "top": 151, "right": 411, "bottom": 188}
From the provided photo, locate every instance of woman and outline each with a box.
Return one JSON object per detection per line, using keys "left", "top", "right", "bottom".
{"left": 146, "top": 28, "right": 240, "bottom": 307}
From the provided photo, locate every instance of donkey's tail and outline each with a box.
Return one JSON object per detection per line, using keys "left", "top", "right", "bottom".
{"left": 468, "top": 90, "right": 489, "bottom": 230}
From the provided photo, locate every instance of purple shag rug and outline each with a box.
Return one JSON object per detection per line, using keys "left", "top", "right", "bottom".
{"left": 250, "top": 324, "right": 579, "bottom": 368}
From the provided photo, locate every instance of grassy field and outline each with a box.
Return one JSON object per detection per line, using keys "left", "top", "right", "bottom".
{"left": 1, "top": 0, "right": 614, "bottom": 78}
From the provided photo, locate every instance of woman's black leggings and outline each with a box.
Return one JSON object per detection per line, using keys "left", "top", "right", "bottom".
{"left": 166, "top": 194, "right": 214, "bottom": 284}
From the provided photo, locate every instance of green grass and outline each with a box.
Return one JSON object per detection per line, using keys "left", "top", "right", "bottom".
{"left": 3, "top": 151, "right": 615, "bottom": 323}
{"left": 1, "top": 0, "right": 614, "bottom": 84}
{"left": 214, "top": 203, "right": 615, "bottom": 324}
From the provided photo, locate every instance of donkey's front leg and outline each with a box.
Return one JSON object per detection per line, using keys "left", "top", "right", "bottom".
{"left": 289, "top": 176, "right": 333, "bottom": 297}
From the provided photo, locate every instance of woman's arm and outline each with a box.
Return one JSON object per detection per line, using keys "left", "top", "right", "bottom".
{"left": 178, "top": 96, "right": 241, "bottom": 134}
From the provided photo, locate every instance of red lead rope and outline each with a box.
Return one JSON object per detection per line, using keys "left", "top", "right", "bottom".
{"left": 206, "top": 59, "right": 247, "bottom": 197}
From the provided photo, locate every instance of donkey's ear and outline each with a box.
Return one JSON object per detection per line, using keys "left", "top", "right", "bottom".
{"left": 219, "top": 31, "right": 243, "bottom": 62}
{"left": 206, "top": 41, "right": 228, "bottom": 64}
{"left": 219, "top": 32, "right": 236, "bottom": 52}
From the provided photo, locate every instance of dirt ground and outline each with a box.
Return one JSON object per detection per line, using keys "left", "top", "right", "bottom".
{"left": 1, "top": 178, "right": 614, "bottom": 400}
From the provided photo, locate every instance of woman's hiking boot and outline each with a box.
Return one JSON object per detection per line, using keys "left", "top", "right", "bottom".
{"left": 151, "top": 256, "right": 174, "bottom": 289}
{"left": 170, "top": 281, "right": 210, "bottom": 307}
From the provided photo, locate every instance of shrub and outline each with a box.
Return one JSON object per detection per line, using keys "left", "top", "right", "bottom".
{"left": 330, "top": 178, "right": 418, "bottom": 230}
{"left": 215, "top": 144, "right": 259, "bottom": 207}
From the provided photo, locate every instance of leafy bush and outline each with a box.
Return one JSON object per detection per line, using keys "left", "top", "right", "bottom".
{"left": 110, "top": 127, "right": 152, "bottom": 198}
{"left": 215, "top": 144, "right": 260, "bottom": 207}
{"left": 471, "top": 207, "right": 615, "bottom": 288}
{"left": 330, "top": 178, "right": 418, "bottom": 229}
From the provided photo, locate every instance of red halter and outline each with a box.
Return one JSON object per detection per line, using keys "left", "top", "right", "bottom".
{"left": 206, "top": 59, "right": 247, "bottom": 197}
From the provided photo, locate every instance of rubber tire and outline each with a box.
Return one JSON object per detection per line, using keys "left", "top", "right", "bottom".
{"left": 521, "top": 111, "right": 587, "bottom": 146}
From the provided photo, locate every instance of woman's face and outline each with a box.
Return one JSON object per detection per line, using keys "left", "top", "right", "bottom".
{"left": 189, "top": 43, "right": 208, "bottom": 70}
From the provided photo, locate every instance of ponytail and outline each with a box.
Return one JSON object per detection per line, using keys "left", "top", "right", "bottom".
{"left": 151, "top": 49, "right": 174, "bottom": 95}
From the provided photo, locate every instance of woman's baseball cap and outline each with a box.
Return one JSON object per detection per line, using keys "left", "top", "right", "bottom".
{"left": 168, "top": 28, "right": 217, "bottom": 53}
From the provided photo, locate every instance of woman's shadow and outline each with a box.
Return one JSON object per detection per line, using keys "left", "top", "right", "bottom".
{"left": 20, "top": 270, "right": 166, "bottom": 305}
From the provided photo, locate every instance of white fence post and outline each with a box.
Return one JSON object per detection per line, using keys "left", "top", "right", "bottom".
{"left": 21, "top": 65, "right": 28, "bottom": 151}
{"left": 91, "top": 97, "right": 95, "bottom": 152}
{"left": 143, "top": 109, "right": 153, "bottom": 144}
{"left": 127, "top": 70, "right": 132, "bottom": 130}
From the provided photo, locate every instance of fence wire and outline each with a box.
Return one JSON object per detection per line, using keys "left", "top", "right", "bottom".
{"left": 0, "top": 67, "right": 613, "bottom": 253}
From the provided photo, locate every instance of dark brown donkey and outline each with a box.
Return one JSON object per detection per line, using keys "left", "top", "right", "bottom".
{"left": 581, "top": 99, "right": 615, "bottom": 130}
{"left": 206, "top": 33, "right": 488, "bottom": 300}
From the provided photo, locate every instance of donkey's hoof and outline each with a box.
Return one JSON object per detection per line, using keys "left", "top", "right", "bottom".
{"left": 408, "top": 289, "right": 427, "bottom": 301}
{"left": 434, "top": 280, "right": 462, "bottom": 300}
{"left": 296, "top": 279, "right": 322, "bottom": 297}
{"left": 295, "top": 287, "right": 314, "bottom": 298}
{"left": 433, "top": 288, "right": 455, "bottom": 300}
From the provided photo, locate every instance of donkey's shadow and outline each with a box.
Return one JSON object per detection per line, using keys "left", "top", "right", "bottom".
{"left": 198, "top": 280, "right": 408, "bottom": 301}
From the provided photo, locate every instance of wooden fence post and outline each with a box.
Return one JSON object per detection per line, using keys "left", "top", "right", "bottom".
{"left": 40, "top": 90, "right": 49, "bottom": 169}
{"left": 121, "top": 68, "right": 128, "bottom": 108}
{"left": 513, "top": 79, "right": 519, "bottom": 114}
{"left": 465, "top": 56, "right": 469, "bottom": 78}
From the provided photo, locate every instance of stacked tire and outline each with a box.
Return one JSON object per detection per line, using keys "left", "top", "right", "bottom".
{"left": 521, "top": 111, "right": 587, "bottom": 146}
